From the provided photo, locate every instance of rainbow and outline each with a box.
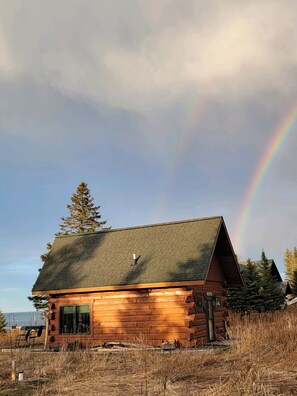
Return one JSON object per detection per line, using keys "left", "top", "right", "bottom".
{"left": 152, "top": 92, "right": 208, "bottom": 221}
{"left": 233, "top": 104, "right": 297, "bottom": 253}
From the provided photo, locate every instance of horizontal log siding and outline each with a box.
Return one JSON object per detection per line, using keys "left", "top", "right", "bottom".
{"left": 48, "top": 288, "right": 201, "bottom": 348}
{"left": 48, "top": 285, "right": 227, "bottom": 347}
{"left": 47, "top": 254, "right": 228, "bottom": 348}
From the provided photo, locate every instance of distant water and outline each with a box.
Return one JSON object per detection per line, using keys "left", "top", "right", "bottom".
{"left": 4, "top": 311, "right": 45, "bottom": 329}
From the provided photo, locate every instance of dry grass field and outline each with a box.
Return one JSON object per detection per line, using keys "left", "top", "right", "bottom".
{"left": 1, "top": 310, "right": 297, "bottom": 395}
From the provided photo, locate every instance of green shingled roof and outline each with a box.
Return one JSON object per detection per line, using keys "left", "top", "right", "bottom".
{"left": 33, "top": 216, "right": 235, "bottom": 292}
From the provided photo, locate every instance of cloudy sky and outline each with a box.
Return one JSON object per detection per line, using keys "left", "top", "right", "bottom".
{"left": 1, "top": 0, "right": 297, "bottom": 312}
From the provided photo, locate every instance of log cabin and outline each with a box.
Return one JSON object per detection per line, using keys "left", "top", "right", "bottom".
{"left": 32, "top": 216, "right": 243, "bottom": 348}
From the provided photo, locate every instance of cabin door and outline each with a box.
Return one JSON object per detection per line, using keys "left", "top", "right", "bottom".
{"left": 206, "top": 294, "right": 215, "bottom": 342}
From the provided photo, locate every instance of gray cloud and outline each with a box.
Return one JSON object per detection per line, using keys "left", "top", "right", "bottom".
{"left": 0, "top": 0, "right": 296, "bottom": 116}
{"left": 0, "top": 0, "right": 296, "bottom": 287}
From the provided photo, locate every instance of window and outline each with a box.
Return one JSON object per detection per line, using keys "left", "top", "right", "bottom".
{"left": 60, "top": 305, "right": 90, "bottom": 334}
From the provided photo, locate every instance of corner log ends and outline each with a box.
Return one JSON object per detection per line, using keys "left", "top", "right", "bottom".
{"left": 47, "top": 285, "right": 227, "bottom": 348}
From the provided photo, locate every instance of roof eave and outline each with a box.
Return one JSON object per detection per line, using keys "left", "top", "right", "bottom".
{"left": 32, "top": 280, "right": 206, "bottom": 295}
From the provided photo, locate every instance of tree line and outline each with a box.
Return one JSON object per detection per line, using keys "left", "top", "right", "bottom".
{"left": 228, "top": 251, "right": 285, "bottom": 313}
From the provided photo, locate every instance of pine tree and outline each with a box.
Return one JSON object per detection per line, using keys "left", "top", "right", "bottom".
{"left": 28, "top": 243, "right": 52, "bottom": 311}
{"left": 227, "top": 286, "right": 245, "bottom": 314}
{"left": 291, "top": 270, "right": 297, "bottom": 295}
{"left": 58, "top": 182, "right": 108, "bottom": 235}
{"left": 228, "top": 254, "right": 284, "bottom": 314}
{"left": 243, "top": 259, "right": 263, "bottom": 313}
{"left": 259, "top": 250, "right": 284, "bottom": 311}
{"left": 0, "top": 309, "right": 7, "bottom": 332}
{"left": 227, "top": 259, "right": 262, "bottom": 314}
{"left": 29, "top": 182, "right": 109, "bottom": 312}
{"left": 284, "top": 247, "right": 297, "bottom": 283}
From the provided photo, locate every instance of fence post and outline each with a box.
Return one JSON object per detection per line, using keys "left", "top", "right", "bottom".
{"left": 11, "top": 360, "right": 16, "bottom": 382}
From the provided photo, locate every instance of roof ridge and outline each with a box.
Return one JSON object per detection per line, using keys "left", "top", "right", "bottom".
{"left": 55, "top": 216, "right": 223, "bottom": 239}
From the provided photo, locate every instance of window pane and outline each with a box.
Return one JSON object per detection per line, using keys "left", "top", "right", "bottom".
{"left": 60, "top": 306, "right": 74, "bottom": 334}
{"left": 60, "top": 305, "right": 90, "bottom": 334}
{"left": 63, "top": 306, "right": 75, "bottom": 314}
{"left": 77, "top": 305, "right": 90, "bottom": 314}
{"left": 76, "top": 305, "right": 90, "bottom": 334}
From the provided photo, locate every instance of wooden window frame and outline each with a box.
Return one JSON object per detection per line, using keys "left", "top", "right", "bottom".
{"left": 59, "top": 304, "right": 91, "bottom": 335}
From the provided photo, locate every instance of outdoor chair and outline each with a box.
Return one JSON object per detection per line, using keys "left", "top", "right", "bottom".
{"left": 15, "top": 327, "right": 31, "bottom": 347}
{"left": 28, "top": 326, "right": 43, "bottom": 346}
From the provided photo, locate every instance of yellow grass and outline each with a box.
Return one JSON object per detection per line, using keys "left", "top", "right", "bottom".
{"left": 1, "top": 309, "right": 297, "bottom": 395}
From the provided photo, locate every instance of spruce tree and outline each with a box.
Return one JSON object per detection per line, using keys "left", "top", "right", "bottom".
{"left": 0, "top": 309, "right": 7, "bottom": 332}
{"left": 227, "top": 259, "right": 262, "bottom": 314}
{"left": 228, "top": 254, "right": 284, "bottom": 314}
{"left": 243, "top": 259, "right": 263, "bottom": 313}
{"left": 259, "top": 250, "right": 284, "bottom": 311}
{"left": 227, "top": 286, "right": 245, "bottom": 314}
{"left": 29, "top": 182, "right": 110, "bottom": 312}
{"left": 58, "top": 182, "right": 108, "bottom": 235}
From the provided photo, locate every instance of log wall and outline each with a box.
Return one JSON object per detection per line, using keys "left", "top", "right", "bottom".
{"left": 48, "top": 287, "right": 227, "bottom": 348}
{"left": 47, "top": 254, "right": 228, "bottom": 348}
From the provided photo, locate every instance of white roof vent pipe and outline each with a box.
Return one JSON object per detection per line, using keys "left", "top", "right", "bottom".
{"left": 132, "top": 253, "right": 141, "bottom": 265}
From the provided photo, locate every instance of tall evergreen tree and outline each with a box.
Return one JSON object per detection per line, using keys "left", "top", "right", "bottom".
{"left": 227, "top": 286, "right": 245, "bottom": 314}
{"left": 0, "top": 309, "right": 7, "bottom": 332}
{"left": 258, "top": 250, "right": 284, "bottom": 311}
{"left": 228, "top": 259, "right": 262, "bottom": 314}
{"left": 29, "top": 182, "right": 110, "bottom": 312}
{"left": 243, "top": 259, "right": 263, "bottom": 313}
{"left": 58, "top": 182, "right": 108, "bottom": 235}
{"left": 228, "top": 253, "right": 284, "bottom": 314}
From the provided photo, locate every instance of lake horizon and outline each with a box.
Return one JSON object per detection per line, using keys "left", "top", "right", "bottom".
{"left": 3, "top": 311, "right": 45, "bottom": 328}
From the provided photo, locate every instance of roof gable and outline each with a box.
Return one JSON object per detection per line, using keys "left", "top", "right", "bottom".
{"left": 210, "top": 222, "right": 243, "bottom": 286}
{"left": 33, "top": 216, "right": 240, "bottom": 293}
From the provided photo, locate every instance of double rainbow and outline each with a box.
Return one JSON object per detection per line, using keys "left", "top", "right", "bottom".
{"left": 153, "top": 93, "right": 208, "bottom": 221}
